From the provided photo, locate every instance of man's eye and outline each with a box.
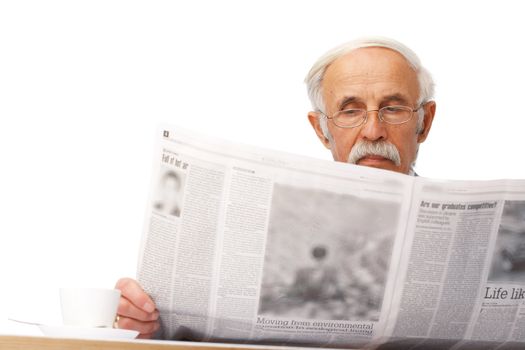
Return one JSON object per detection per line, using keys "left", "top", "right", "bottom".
{"left": 341, "top": 109, "right": 361, "bottom": 117}
{"left": 383, "top": 106, "right": 401, "bottom": 114}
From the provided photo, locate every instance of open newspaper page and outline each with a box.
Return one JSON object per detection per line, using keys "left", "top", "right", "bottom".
{"left": 136, "top": 125, "right": 414, "bottom": 349}
{"left": 382, "top": 178, "right": 525, "bottom": 350}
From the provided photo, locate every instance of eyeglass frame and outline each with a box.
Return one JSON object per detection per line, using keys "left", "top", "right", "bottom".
{"left": 319, "top": 103, "right": 425, "bottom": 129}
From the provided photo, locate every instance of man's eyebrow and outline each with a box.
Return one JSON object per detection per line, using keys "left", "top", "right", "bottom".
{"left": 338, "top": 96, "right": 362, "bottom": 110}
{"left": 337, "top": 94, "right": 412, "bottom": 110}
{"left": 381, "top": 94, "right": 411, "bottom": 105}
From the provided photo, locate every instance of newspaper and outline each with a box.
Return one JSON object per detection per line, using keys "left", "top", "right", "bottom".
{"left": 137, "top": 125, "right": 525, "bottom": 350}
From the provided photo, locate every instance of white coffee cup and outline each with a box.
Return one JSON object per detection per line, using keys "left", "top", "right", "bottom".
{"left": 59, "top": 288, "right": 121, "bottom": 328}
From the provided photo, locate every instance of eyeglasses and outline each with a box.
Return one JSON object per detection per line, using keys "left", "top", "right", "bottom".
{"left": 321, "top": 104, "right": 423, "bottom": 128}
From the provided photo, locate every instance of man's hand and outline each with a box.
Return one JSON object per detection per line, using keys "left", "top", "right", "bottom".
{"left": 114, "top": 278, "right": 160, "bottom": 339}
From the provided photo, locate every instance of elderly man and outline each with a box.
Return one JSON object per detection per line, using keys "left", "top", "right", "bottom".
{"left": 115, "top": 36, "right": 437, "bottom": 338}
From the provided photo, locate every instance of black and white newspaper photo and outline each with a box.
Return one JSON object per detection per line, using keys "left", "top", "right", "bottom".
{"left": 259, "top": 183, "right": 399, "bottom": 322}
{"left": 489, "top": 200, "right": 525, "bottom": 283}
{"left": 152, "top": 166, "right": 187, "bottom": 218}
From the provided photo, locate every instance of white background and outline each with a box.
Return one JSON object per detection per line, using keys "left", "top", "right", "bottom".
{"left": 1, "top": 0, "right": 524, "bottom": 332}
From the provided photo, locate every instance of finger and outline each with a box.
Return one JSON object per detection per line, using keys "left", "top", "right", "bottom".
{"left": 137, "top": 332, "right": 157, "bottom": 339}
{"left": 118, "top": 316, "right": 160, "bottom": 335}
{"left": 118, "top": 296, "right": 159, "bottom": 322}
{"left": 115, "top": 278, "right": 156, "bottom": 313}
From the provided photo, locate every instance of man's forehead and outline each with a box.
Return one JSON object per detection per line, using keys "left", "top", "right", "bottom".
{"left": 321, "top": 47, "right": 419, "bottom": 107}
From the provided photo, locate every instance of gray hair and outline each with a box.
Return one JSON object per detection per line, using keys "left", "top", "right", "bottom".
{"left": 305, "top": 36, "right": 435, "bottom": 136}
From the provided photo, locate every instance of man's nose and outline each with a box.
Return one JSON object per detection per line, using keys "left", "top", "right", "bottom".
{"left": 360, "top": 110, "right": 387, "bottom": 141}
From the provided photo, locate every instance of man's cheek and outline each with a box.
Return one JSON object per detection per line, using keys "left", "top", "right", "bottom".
{"left": 331, "top": 132, "right": 357, "bottom": 162}
{"left": 338, "top": 144, "right": 354, "bottom": 163}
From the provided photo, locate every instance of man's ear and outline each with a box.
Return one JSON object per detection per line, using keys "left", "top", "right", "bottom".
{"left": 417, "top": 101, "right": 436, "bottom": 143}
{"left": 308, "top": 111, "right": 331, "bottom": 149}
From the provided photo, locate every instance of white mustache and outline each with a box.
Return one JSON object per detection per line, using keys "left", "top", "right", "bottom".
{"left": 347, "top": 140, "right": 401, "bottom": 166}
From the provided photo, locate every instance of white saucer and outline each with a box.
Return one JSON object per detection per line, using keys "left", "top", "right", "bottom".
{"left": 39, "top": 324, "right": 139, "bottom": 340}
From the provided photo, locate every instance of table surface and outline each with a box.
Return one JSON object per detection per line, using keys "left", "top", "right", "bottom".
{"left": 0, "top": 335, "right": 310, "bottom": 350}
